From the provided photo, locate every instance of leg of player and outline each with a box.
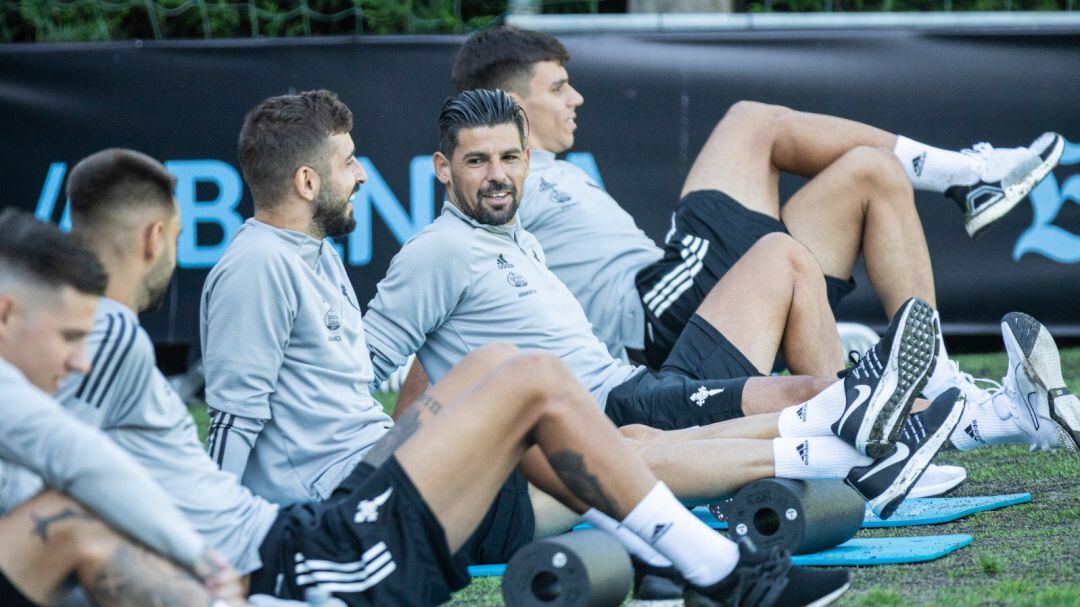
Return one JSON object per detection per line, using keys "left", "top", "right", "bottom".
{"left": 781, "top": 146, "right": 935, "bottom": 320}
{"left": 0, "top": 491, "right": 228, "bottom": 607}
{"left": 691, "top": 232, "right": 844, "bottom": 376}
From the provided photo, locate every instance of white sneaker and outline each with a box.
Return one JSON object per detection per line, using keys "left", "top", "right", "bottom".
{"left": 996, "top": 312, "right": 1079, "bottom": 452}
{"left": 907, "top": 464, "right": 967, "bottom": 499}
{"left": 927, "top": 357, "right": 998, "bottom": 408}
{"left": 946, "top": 132, "right": 1065, "bottom": 238}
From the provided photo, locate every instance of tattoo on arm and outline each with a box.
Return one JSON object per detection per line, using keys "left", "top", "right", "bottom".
{"left": 31, "top": 508, "right": 93, "bottom": 541}
{"left": 363, "top": 392, "right": 445, "bottom": 468}
{"left": 87, "top": 543, "right": 211, "bottom": 607}
{"left": 548, "top": 451, "right": 619, "bottom": 517}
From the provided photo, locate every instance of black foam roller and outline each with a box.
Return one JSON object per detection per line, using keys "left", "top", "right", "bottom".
{"left": 719, "top": 479, "right": 864, "bottom": 555}
{"left": 501, "top": 529, "right": 632, "bottom": 607}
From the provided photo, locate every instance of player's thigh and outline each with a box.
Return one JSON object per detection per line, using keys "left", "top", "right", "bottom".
{"left": 0, "top": 491, "right": 89, "bottom": 605}
{"left": 681, "top": 101, "right": 785, "bottom": 217}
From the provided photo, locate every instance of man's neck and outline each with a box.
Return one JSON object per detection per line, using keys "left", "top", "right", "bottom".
{"left": 254, "top": 203, "right": 322, "bottom": 240}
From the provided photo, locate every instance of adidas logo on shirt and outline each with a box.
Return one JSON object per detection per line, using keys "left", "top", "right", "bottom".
{"left": 496, "top": 254, "right": 514, "bottom": 269}
{"left": 797, "top": 440, "right": 810, "bottom": 466}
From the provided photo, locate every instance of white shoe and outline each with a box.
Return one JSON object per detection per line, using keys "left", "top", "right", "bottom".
{"left": 946, "top": 132, "right": 1065, "bottom": 238}
{"left": 997, "top": 312, "right": 1080, "bottom": 452}
{"left": 907, "top": 464, "right": 967, "bottom": 499}
{"left": 927, "top": 357, "right": 998, "bottom": 408}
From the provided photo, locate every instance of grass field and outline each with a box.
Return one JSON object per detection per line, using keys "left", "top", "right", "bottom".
{"left": 192, "top": 348, "right": 1080, "bottom": 606}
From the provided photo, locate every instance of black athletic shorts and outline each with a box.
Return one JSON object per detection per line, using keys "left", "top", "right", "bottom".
{"left": 0, "top": 568, "right": 35, "bottom": 607}
{"left": 250, "top": 457, "right": 470, "bottom": 606}
{"left": 606, "top": 314, "right": 755, "bottom": 430}
{"left": 635, "top": 189, "right": 856, "bottom": 370}
{"left": 455, "top": 469, "right": 534, "bottom": 565}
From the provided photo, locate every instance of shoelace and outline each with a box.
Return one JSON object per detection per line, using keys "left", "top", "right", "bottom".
{"left": 960, "top": 141, "right": 1032, "bottom": 181}
{"left": 944, "top": 358, "right": 1000, "bottom": 406}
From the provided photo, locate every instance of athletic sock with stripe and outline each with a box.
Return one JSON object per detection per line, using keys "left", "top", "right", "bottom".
{"left": 621, "top": 482, "right": 740, "bottom": 587}
{"left": 772, "top": 436, "right": 873, "bottom": 479}
{"left": 894, "top": 136, "right": 981, "bottom": 194}
{"left": 777, "top": 380, "right": 846, "bottom": 438}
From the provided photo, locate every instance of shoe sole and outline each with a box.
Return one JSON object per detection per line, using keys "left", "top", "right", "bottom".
{"left": 906, "top": 464, "right": 968, "bottom": 499}
{"left": 806, "top": 580, "right": 851, "bottom": 607}
{"left": 871, "top": 394, "right": 966, "bottom": 519}
{"left": 862, "top": 298, "right": 938, "bottom": 459}
{"left": 968, "top": 133, "right": 1065, "bottom": 238}
{"left": 1002, "top": 312, "right": 1080, "bottom": 451}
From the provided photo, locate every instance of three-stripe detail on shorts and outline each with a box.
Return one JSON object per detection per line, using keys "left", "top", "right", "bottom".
{"left": 642, "top": 234, "right": 709, "bottom": 318}
{"left": 293, "top": 542, "right": 397, "bottom": 594}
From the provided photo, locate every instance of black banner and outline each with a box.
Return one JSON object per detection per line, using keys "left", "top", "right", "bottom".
{"left": 2, "top": 29, "right": 1078, "bottom": 349}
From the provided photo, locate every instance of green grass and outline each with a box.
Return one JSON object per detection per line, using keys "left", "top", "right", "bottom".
{"left": 189, "top": 348, "right": 1080, "bottom": 606}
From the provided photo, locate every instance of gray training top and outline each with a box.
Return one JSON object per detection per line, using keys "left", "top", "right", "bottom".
{"left": 517, "top": 149, "right": 663, "bottom": 356}
{"left": 0, "top": 355, "right": 206, "bottom": 570}
{"left": 364, "top": 202, "right": 640, "bottom": 408}
{"left": 201, "top": 219, "right": 393, "bottom": 505}
{"left": 51, "top": 298, "right": 279, "bottom": 574}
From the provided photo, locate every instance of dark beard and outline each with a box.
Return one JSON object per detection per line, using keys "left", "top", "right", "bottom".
{"left": 312, "top": 182, "right": 358, "bottom": 238}
{"left": 453, "top": 181, "right": 519, "bottom": 226}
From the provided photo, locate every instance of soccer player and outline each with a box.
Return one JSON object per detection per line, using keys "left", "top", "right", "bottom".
{"left": 365, "top": 89, "right": 975, "bottom": 521}
{"left": 0, "top": 210, "right": 243, "bottom": 607}
{"left": 56, "top": 148, "right": 856, "bottom": 607}
{"left": 449, "top": 25, "right": 1066, "bottom": 436}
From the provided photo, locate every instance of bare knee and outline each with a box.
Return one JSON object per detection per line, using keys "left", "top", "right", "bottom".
{"left": 838, "top": 146, "right": 912, "bottom": 196}
{"left": 721, "top": 100, "right": 792, "bottom": 130}
{"left": 749, "top": 232, "right": 823, "bottom": 280}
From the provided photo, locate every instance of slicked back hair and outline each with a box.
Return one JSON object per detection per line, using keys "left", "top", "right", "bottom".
{"left": 0, "top": 209, "right": 107, "bottom": 297}
{"left": 238, "top": 89, "right": 353, "bottom": 209}
{"left": 452, "top": 26, "right": 569, "bottom": 94}
{"left": 438, "top": 89, "right": 527, "bottom": 159}
{"left": 67, "top": 148, "right": 176, "bottom": 230}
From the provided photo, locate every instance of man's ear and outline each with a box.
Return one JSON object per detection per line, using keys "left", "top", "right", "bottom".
{"left": 433, "top": 151, "right": 452, "bottom": 186}
{"left": 143, "top": 219, "right": 166, "bottom": 263}
{"left": 0, "top": 294, "right": 18, "bottom": 340}
{"left": 293, "top": 165, "right": 321, "bottom": 203}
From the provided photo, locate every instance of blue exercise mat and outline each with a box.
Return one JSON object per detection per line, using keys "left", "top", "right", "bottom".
{"left": 466, "top": 534, "right": 972, "bottom": 576}
{"left": 683, "top": 493, "right": 1031, "bottom": 529}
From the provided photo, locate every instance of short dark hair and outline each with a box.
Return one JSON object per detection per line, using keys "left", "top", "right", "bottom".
{"left": 238, "top": 89, "right": 353, "bottom": 208}
{"left": 438, "top": 89, "right": 527, "bottom": 158}
{"left": 0, "top": 209, "right": 107, "bottom": 296}
{"left": 452, "top": 26, "right": 570, "bottom": 93}
{"left": 67, "top": 148, "right": 176, "bottom": 229}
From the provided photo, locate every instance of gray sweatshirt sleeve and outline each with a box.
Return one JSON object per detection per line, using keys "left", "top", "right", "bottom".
{"left": 205, "top": 408, "right": 265, "bottom": 480}
{"left": 0, "top": 375, "right": 206, "bottom": 569}
{"left": 202, "top": 251, "right": 297, "bottom": 421}
{"left": 363, "top": 229, "right": 472, "bottom": 385}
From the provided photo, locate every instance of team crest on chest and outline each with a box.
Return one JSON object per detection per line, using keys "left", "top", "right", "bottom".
{"left": 324, "top": 308, "right": 342, "bottom": 331}
{"left": 506, "top": 272, "right": 528, "bottom": 288}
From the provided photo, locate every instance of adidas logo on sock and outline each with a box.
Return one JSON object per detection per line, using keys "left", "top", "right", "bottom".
{"left": 796, "top": 404, "right": 807, "bottom": 422}
{"left": 496, "top": 254, "right": 514, "bottom": 269}
{"left": 797, "top": 440, "right": 810, "bottom": 465}
{"left": 912, "top": 152, "right": 927, "bottom": 177}
{"left": 964, "top": 421, "right": 985, "bottom": 444}
{"left": 649, "top": 522, "right": 673, "bottom": 544}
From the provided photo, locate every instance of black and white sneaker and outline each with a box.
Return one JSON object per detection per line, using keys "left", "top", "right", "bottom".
{"left": 999, "top": 312, "right": 1080, "bottom": 452}
{"left": 632, "top": 556, "right": 685, "bottom": 602}
{"left": 832, "top": 297, "right": 938, "bottom": 459}
{"left": 947, "top": 132, "right": 1065, "bottom": 238}
{"left": 846, "top": 388, "right": 966, "bottom": 519}
{"left": 684, "top": 538, "right": 850, "bottom": 607}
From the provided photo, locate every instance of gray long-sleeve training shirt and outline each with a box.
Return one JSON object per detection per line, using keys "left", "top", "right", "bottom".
{"left": 0, "top": 354, "right": 207, "bottom": 570}
{"left": 201, "top": 219, "right": 392, "bottom": 505}
{"left": 364, "top": 202, "right": 641, "bottom": 408}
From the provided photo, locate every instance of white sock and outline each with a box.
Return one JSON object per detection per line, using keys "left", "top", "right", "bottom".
{"left": 948, "top": 392, "right": 1026, "bottom": 450}
{"left": 894, "top": 135, "right": 981, "bottom": 193}
{"left": 583, "top": 508, "right": 672, "bottom": 568}
{"left": 621, "top": 482, "right": 740, "bottom": 587}
{"left": 772, "top": 436, "right": 873, "bottom": 479}
{"left": 777, "top": 380, "right": 845, "bottom": 438}
{"left": 923, "top": 311, "right": 956, "bottom": 400}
